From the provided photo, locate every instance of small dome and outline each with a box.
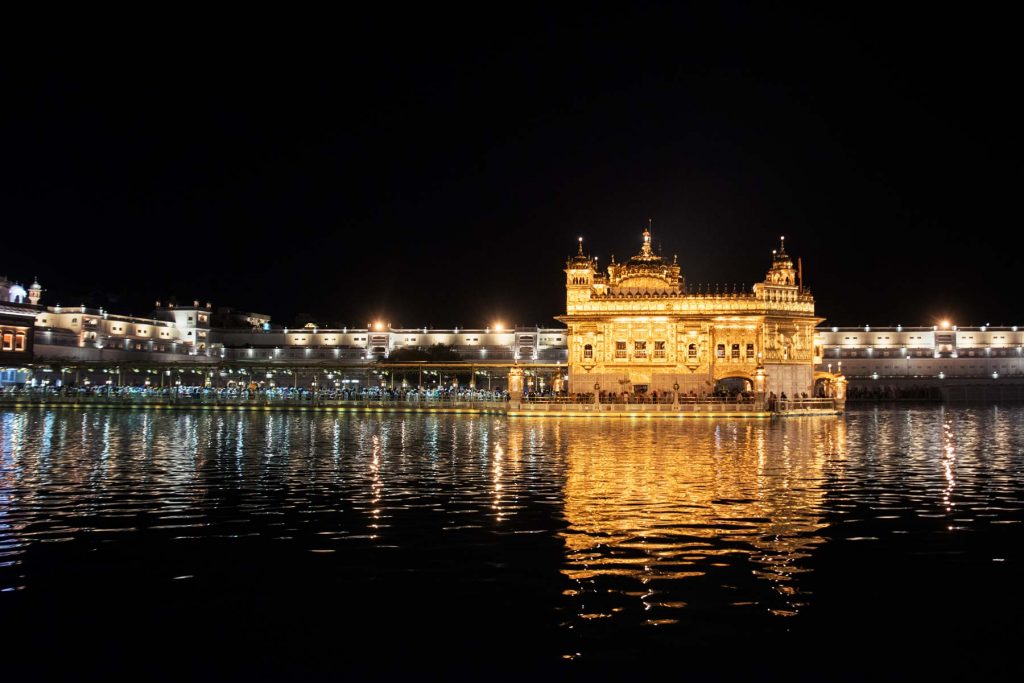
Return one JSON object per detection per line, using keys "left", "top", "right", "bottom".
{"left": 568, "top": 237, "right": 595, "bottom": 268}
{"left": 764, "top": 236, "right": 797, "bottom": 286}
{"left": 771, "top": 236, "right": 794, "bottom": 266}
{"left": 8, "top": 283, "right": 28, "bottom": 302}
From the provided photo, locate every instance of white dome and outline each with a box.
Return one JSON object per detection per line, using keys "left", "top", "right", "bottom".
{"left": 8, "top": 284, "right": 28, "bottom": 302}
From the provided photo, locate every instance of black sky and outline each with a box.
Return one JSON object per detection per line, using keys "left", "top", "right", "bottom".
{"left": 3, "top": 5, "right": 1021, "bottom": 329}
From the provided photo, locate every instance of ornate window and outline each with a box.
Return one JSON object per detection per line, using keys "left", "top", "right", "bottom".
{"left": 15, "top": 334, "right": 26, "bottom": 352}
{"left": 688, "top": 343, "right": 697, "bottom": 358}
{"left": 615, "top": 341, "right": 627, "bottom": 359}
{"left": 731, "top": 343, "right": 740, "bottom": 360}
{"left": 716, "top": 343, "right": 725, "bottom": 359}
{"left": 654, "top": 340, "right": 666, "bottom": 359}
{"left": 583, "top": 344, "right": 593, "bottom": 359}
{"left": 634, "top": 341, "right": 647, "bottom": 358}
{"left": 746, "top": 343, "right": 755, "bottom": 359}
{"left": 1, "top": 333, "right": 12, "bottom": 351}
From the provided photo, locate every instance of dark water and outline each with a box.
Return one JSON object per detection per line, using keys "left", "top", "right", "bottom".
{"left": 2, "top": 407, "right": 1023, "bottom": 679}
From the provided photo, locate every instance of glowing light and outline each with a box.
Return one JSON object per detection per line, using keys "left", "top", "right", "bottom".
{"left": 493, "top": 322, "right": 504, "bottom": 332}
{"left": 374, "top": 321, "right": 385, "bottom": 331}
{"left": 940, "top": 320, "right": 951, "bottom": 329}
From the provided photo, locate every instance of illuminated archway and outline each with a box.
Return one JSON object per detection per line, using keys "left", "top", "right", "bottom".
{"left": 714, "top": 371, "right": 753, "bottom": 395}
{"left": 813, "top": 371, "right": 837, "bottom": 397}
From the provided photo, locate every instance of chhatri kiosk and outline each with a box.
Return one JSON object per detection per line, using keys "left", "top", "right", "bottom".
{"left": 556, "top": 224, "right": 830, "bottom": 405}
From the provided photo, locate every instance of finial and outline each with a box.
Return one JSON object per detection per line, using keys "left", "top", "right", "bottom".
{"left": 640, "top": 219, "right": 653, "bottom": 256}
{"left": 779, "top": 235, "right": 786, "bottom": 253}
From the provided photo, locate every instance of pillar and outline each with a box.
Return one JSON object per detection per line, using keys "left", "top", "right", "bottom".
{"left": 508, "top": 366, "right": 524, "bottom": 401}
{"left": 834, "top": 373, "right": 847, "bottom": 412}
{"left": 753, "top": 365, "right": 767, "bottom": 410}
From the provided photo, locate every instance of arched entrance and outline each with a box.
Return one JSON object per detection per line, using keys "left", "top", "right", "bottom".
{"left": 714, "top": 373, "right": 753, "bottom": 397}
{"left": 813, "top": 371, "right": 837, "bottom": 398}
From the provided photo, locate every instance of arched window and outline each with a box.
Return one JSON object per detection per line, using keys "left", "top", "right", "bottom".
{"left": 688, "top": 343, "right": 697, "bottom": 358}
{"left": 716, "top": 344, "right": 725, "bottom": 359}
{"left": 583, "top": 344, "right": 593, "bottom": 359}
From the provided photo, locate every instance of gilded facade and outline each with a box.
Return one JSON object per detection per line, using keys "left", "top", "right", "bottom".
{"left": 556, "top": 226, "right": 823, "bottom": 398}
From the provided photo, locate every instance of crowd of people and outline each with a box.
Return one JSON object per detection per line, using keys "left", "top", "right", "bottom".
{"left": 0, "top": 383, "right": 510, "bottom": 403}
{"left": 525, "top": 388, "right": 758, "bottom": 404}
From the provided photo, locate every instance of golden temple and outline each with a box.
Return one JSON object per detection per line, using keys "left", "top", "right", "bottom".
{"left": 556, "top": 223, "right": 824, "bottom": 399}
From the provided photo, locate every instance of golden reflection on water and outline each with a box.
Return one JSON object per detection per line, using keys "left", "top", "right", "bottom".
{"left": 547, "top": 417, "right": 847, "bottom": 621}
{"left": 9, "top": 405, "right": 1022, "bottom": 652}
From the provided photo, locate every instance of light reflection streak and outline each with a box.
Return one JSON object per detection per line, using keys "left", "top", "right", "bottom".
{"left": 555, "top": 418, "right": 844, "bottom": 625}
{"left": 942, "top": 417, "right": 957, "bottom": 512}
{"left": 0, "top": 405, "right": 1021, "bottom": 648}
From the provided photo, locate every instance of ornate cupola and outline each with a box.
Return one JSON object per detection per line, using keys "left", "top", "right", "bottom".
{"left": 566, "top": 236, "right": 597, "bottom": 284}
{"left": 764, "top": 235, "right": 797, "bottom": 287}
{"left": 564, "top": 236, "right": 599, "bottom": 309}
{"left": 605, "top": 219, "right": 683, "bottom": 294}
{"left": 28, "top": 277, "right": 42, "bottom": 305}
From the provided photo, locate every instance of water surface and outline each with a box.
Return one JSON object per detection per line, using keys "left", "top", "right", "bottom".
{"left": 2, "top": 407, "right": 1022, "bottom": 678}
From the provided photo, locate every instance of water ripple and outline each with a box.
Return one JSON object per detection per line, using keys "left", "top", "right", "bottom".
{"left": 2, "top": 406, "right": 1024, "bottom": 674}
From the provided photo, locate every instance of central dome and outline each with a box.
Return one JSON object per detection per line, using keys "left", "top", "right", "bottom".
{"left": 605, "top": 223, "right": 683, "bottom": 294}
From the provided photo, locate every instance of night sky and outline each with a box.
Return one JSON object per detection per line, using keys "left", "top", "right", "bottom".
{"left": 3, "top": 6, "right": 1020, "bottom": 329}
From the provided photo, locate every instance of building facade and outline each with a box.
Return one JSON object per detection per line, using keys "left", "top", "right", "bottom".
{"left": 557, "top": 228, "right": 823, "bottom": 398}
{"left": 8, "top": 258, "right": 1024, "bottom": 396}
{"left": 816, "top": 324, "right": 1024, "bottom": 380}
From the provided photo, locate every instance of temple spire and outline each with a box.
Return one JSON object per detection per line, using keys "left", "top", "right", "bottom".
{"left": 640, "top": 218, "right": 653, "bottom": 257}
{"left": 577, "top": 236, "right": 584, "bottom": 255}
